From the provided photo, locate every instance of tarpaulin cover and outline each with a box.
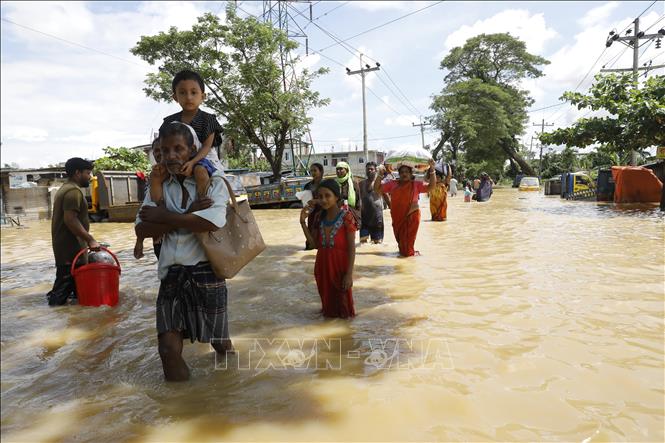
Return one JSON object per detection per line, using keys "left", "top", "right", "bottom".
{"left": 611, "top": 166, "right": 663, "bottom": 203}
{"left": 384, "top": 147, "right": 432, "bottom": 171}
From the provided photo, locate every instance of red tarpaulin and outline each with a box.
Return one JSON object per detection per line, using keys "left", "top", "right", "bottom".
{"left": 611, "top": 166, "right": 663, "bottom": 203}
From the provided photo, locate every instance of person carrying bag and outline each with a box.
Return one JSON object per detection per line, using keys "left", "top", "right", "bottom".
{"left": 196, "top": 176, "right": 266, "bottom": 279}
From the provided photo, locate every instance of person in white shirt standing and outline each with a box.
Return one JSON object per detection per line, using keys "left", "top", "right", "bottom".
{"left": 135, "top": 122, "right": 232, "bottom": 382}
{"left": 449, "top": 177, "right": 458, "bottom": 197}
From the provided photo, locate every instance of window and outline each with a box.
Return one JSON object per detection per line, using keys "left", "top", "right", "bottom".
{"left": 285, "top": 152, "right": 289, "bottom": 161}
{"left": 323, "top": 158, "right": 328, "bottom": 166}
{"left": 332, "top": 159, "right": 338, "bottom": 166}
{"left": 358, "top": 157, "right": 364, "bottom": 164}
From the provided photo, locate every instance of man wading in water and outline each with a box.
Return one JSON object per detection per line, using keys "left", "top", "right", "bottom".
{"left": 47, "top": 158, "right": 100, "bottom": 306}
{"left": 135, "top": 122, "right": 232, "bottom": 382}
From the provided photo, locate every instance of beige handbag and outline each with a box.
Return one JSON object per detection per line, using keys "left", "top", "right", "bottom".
{"left": 196, "top": 177, "right": 266, "bottom": 279}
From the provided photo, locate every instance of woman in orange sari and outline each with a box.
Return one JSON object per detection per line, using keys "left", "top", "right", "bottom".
{"left": 429, "top": 162, "right": 452, "bottom": 221}
{"left": 374, "top": 160, "right": 436, "bottom": 257}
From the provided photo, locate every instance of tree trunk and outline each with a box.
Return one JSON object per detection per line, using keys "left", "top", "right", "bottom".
{"left": 501, "top": 140, "right": 536, "bottom": 176}
{"left": 431, "top": 136, "right": 446, "bottom": 161}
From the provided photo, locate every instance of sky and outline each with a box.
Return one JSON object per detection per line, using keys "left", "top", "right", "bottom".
{"left": 1, "top": 1, "right": 664, "bottom": 168}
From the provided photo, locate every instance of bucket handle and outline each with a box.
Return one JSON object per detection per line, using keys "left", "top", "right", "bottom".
{"left": 71, "top": 246, "right": 121, "bottom": 276}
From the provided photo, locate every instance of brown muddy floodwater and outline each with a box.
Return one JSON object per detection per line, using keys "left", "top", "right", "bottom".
{"left": 1, "top": 189, "right": 664, "bottom": 442}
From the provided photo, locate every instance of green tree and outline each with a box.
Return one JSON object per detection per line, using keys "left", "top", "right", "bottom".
{"left": 540, "top": 74, "right": 665, "bottom": 161}
{"left": 539, "top": 146, "right": 580, "bottom": 179}
{"left": 131, "top": 5, "right": 329, "bottom": 180}
{"left": 94, "top": 146, "right": 151, "bottom": 172}
{"left": 430, "top": 33, "right": 550, "bottom": 176}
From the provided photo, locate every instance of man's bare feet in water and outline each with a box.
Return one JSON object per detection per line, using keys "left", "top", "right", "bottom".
{"left": 212, "top": 339, "right": 236, "bottom": 354}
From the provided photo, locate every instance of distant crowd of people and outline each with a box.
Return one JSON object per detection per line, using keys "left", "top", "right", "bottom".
{"left": 298, "top": 160, "right": 495, "bottom": 321}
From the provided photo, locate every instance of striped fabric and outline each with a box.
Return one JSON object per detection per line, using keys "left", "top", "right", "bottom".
{"left": 156, "top": 262, "right": 228, "bottom": 344}
{"left": 161, "top": 109, "right": 223, "bottom": 147}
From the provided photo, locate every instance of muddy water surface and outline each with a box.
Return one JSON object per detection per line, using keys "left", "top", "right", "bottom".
{"left": 1, "top": 189, "right": 663, "bottom": 442}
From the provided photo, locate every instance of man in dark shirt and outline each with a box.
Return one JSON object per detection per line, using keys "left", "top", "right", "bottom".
{"left": 47, "top": 158, "right": 100, "bottom": 305}
{"left": 358, "top": 162, "right": 385, "bottom": 244}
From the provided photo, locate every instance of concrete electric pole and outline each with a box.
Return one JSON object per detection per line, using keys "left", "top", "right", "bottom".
{"left": 412, "top": 117, "right": 431, "bottom": 150}
{"left": 534, "top": 119, "right": 554, "bottom": 177}
{"left": 346, "top": 54, "right": 380, "bottom": 162}
{"left": 602, "top": 18, "right": 664, "bottom": 82}
{"left": 602, "top": 18, "right": 665, "bottom": 165}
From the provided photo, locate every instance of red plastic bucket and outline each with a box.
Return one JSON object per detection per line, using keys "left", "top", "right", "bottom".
{"left": 71, "top": 247, "right": 121, "bottom": 307}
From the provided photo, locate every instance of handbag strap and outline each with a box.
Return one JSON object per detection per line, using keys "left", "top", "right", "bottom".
{"left": 220, "top": 176, "right": 237, "bottom": 210}
{"left": 214, "top": 176, "right": 252, "bottom": 224}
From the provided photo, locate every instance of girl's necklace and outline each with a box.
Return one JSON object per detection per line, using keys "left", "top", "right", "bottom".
{"left": 321, "top": 210, "right": 342, "bottom": 227}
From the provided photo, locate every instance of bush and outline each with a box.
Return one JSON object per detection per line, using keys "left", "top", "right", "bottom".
{"left": 94, "top": 146, "right": 151, "bottom": 173}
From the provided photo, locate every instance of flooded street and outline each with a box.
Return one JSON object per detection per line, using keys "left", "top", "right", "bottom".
{"left": 1, "top": 188, "right": 663, "bottom": 442}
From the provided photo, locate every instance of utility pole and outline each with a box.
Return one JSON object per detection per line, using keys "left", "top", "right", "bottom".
{"left": 346, "top": 54, "right": 380, "bottom": 162}
{"left": 412, "top": 117, "right": 431, "bottom": 150}
{"left": 534, "top": 119, "right": 554, "bottom": 177}
{"left": 602, "top": 19, "right": 665, "bottom": 165}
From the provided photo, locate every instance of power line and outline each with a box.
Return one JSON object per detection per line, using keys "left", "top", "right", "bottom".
{"left": 380, "top": 68, "right": 423, "bottom": 116}
{"left": 528, "top": 103, "right": 565, "bottom": 113}
{"left": 643, "top": 13, "right": 665, "bottom": 31}
{"left": 365, "top": 83, "right": 410, "bottom": 119}
{"left": 305, "top": 1, "right": 349, "bottom": 28}
{"left": 603, "top": 45, "right": 631, "bottom": 69}
{"left": 287, "top": 3, "right": 421, "bottom": 119}
{"left": 0, "top": 17, "right": 143, "bottom": 66}
{"left": 636, "top": 0, "right": 659, "bottom": 19}
{"left": 544, "top": 48, "right": 608, "bottom": 123}
{"left": 374, "top": 71, "right": 420, "bottom": 117}
{"left": 573, "top": 47, "right": 609, "bottom": 92}
{"left": 317, "top": 1, "right": 446, "bottom": 52}
{"left": 315, "top": 133, "right": 421, "bottom": 143}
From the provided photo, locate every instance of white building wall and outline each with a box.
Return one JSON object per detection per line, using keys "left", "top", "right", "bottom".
{"left": 306, "top": 150, "right": 385, "bottom": 178}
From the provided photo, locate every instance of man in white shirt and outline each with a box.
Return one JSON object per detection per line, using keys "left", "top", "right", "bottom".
{"left": 135, "top": 122, "right": 231, "bottom": 382}
{"left": 449, "top": 177, "right": 458, "bottom": 197}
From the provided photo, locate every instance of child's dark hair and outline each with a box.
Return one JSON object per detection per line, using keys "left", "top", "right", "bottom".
{"left": 172, "top": 69, "right": 205, "bottom": 93}
{"left": 65, "top": 157, "right": 93, "bottom": 177}
{"left": 310, "top": 162, "right": 324, "bottom": 174}
{"left": 318, "top": 178, "right": 341, "bottom": 200}
{"left": 159, "top": 122, "right": 195, "bottom": 148}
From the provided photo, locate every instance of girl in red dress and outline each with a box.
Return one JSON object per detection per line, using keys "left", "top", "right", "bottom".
{"left": 300, "top": 179, "right": 357, "bottom": 318}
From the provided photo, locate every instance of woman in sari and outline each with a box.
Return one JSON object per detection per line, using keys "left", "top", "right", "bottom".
{"left": 374, "top": 159, "right": 436, "bottom": 257}
{"left": 475, "top": 172, "right": 494, "bottom": 202}
{"left": 429, "top": 162, "right": 452, "bottom": 221}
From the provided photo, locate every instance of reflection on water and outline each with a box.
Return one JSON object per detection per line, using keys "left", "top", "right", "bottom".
{"left": 2, "top": 189, "right": 663, "bottom": 442}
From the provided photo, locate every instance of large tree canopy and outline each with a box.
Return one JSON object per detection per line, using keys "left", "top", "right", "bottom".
{"left": 430, "top": 33, "right": 550, "bottom": 178}
{"left": 131, "top": 5, "right": 329, "bottom": 179}
{"left": 540, "top": 74, "right": 665, "bottom": 161}
{"left": 442, "top": 33, "right": 549, "bottom": 86}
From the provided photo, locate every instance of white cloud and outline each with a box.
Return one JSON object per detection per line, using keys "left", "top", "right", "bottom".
{"left": 2, "top": 2, "right": 95, "bottom": 47}
{"left": 0, "top": 1, "right": 215, "bottom": 167}
{"left": 1, "top": 126, "right": 49, "bottom": 142}
{"left": 347, "top": 1, "right": 419, "bottom": 12}
{"left": 441, "top": 9, "right": 558, "bottom": 56}
{"left": 384, "top": 115, "right": 419, "bottom": 127}
{"left": 578, "top": 1, "right": 620, "bottom": 28}
{"left": 296, "top": 53, "right": 322, "bottom": 73}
